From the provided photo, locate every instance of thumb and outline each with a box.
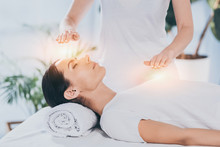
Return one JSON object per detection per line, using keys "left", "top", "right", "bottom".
{"left": 144, "top": 61, "right": 151, "bottom": 66}
{"left": 71, "top": 32, "right": 80, "bottom": 41}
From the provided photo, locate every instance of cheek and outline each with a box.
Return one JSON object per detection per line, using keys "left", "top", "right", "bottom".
{"left": 75, "top": 70, "right": 95, "bottom": 89}
{"left": 75, "top": 67, "right": 105, "bottom": 90}
{"left": 87, "top": 73, "right": 101, "bottom": 89}
{"left": 90, "top": 70, "right": 105, "bottom": 88}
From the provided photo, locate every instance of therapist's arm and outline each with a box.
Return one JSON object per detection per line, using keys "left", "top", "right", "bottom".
{"left": 57, "top": 0, "right": 95, "bottom": 43}
{"left": 144, "top": 0, "right": 194, "bottom": 68}
{"left": 138, "top": 119, "right": 220, "bottom": 146}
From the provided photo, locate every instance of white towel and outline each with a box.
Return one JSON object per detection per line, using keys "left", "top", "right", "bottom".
{"left": 45, "top": 103, "right": 97, "bottom": 138}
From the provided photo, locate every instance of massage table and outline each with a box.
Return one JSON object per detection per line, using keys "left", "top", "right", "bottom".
{"left": 0, "top": 107, "right": 201, "bottom": 147}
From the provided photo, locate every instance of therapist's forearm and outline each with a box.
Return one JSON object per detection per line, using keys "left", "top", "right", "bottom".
{"left": 165, "top": 26, "right": 194, "bottom": 57}
{"left": 62, "top": 0, "right": 95, "bottom": 27}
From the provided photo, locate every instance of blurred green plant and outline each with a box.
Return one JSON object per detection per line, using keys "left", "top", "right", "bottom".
{"left": 0, "top": 57, "right": 49, "bottom": 112}
{"left": 190, "top": 0, "right": 220, "bottom": 59}
{"left": 165, "top": 0, "right": 198, "bottom": 32}
{"left": 208, "top": 0, "right": 220, "bottom": 41}
{"left": 166, "top": 0, "right": 220, "bottom": 59}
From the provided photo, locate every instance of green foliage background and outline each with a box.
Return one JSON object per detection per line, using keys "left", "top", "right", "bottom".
{"left": 0, "top": 57, "right": 49, "bottom": 112}
{"left": 166, "top": 0, "right": 220, "bottom": 41}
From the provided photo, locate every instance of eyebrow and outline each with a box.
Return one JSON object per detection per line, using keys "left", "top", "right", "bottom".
{"left": 68, "top": 59, "right": 75, "bottom": 69}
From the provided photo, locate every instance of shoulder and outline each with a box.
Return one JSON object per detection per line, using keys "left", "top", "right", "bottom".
{"left": 100, "top": 109, "right": 145, "bottom": 142}
{"left": 100, "top": 110, "right": 121, "bottom": 129}
{"left": 100, "top": 110, "right": 121, "bottom": 138}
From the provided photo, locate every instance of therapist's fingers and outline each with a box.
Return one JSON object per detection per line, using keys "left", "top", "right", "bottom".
{"left": 56, "top": 30, "right": 80, "bottom": 44}
{"left": 62, "top": 33, "right": 67, "bottom": 43}
{"left": 58, "top": 35, "right": 62, "bottom": 43}
{"left": 144, "top": 61, "right": 151, "bottom": 66}
{"left": 71, "top": 32, "right": 80, "bottom": 41}
{"left": 56, "top": 35, "right": 60, "bottom": 42}
{"left": 154, "top": 56, "right": 162, "bottom": 68}
{"left": 59, "top": 33, "right": 64, "bottom": 43}
{"left": 150, "top": 56, "right": 157, "bottom": 68}
{"left": 65, "top": 31, "right": 71, "bottom": 43}
{"left": 164, "top": 59, "right": 171, "bottom": 67}
{"left": 159, "top": 56, "right": 167, "bottom": 67}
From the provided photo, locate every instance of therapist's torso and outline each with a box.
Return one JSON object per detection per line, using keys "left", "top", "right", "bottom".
{"left": 97, "top": 0, "right": 178, "bottom": 92}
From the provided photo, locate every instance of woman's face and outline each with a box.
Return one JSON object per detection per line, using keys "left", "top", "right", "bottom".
{"left": 55, "top": 55, "right": 106, "bottom": 91}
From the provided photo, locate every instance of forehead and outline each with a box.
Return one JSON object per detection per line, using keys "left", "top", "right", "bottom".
{"left": 55, "top": 58, "right": 73, "bottom": 72}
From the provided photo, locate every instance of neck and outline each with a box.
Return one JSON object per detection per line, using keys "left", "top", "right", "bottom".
{"left": 81, "top": 82, "right": 116, "bottom": 116}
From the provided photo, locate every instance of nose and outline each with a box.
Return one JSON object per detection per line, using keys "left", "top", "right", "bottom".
{"left": 84, "top": 54, "right": 90, "bottom": 63}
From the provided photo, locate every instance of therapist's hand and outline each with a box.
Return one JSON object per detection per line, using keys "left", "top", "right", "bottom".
{"left": 144, "top": 48, "right": 175, "bottom": 69}
{"left": 56, "top": 30, "right": 80, "bottom": 44}
{"left": 56, "top": 19, "right": 80, "bottom": 44}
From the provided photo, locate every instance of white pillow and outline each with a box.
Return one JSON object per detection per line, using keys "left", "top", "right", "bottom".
{"left": 45, "top": 103, "right": 97, "bottom": 138}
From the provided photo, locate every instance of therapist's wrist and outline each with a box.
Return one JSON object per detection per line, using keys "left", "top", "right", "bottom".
{"left": 60, "top": 17, "right": 77, "bottom": 32}
{"left": 162, "top": 47, "right": 176, "bottom": 59}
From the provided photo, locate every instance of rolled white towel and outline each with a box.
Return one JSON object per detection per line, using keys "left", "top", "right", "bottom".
{"left": 45, "top": 103, "right": 97, "bottom": 137}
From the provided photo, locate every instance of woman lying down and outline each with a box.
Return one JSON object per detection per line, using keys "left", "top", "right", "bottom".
{"left": 42, "top": 55, "right": 220, "bottom": 146}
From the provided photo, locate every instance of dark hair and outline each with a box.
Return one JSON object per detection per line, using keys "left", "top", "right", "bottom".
{"left": 42, "top": 63, "right": 84, "bottom": 107}
{"left": 41, "top": 63, "right": 101, "bottom": 126}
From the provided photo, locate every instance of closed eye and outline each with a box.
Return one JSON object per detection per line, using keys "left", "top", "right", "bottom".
{"left": 73, "top": 63, "right": 78, "bottom": 69}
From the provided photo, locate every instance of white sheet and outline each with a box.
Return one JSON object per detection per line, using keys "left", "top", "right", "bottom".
{"left": 0, "top": 107, "right": 200, "bottom": 147}
{"left": 100, "top": 79, "right": 220, "bottom": 143}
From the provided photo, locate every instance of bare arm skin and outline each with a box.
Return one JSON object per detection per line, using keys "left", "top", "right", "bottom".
{"left": 144, "top": 0, "right": 194, "bottom": 68}
{"left": 138, "top": 119, "right": 220, "bottom": 146}
{"left": 57, "top": 0, "right": 95, "bottom": 43}
{"left": 65, "top": 0, "right": 95, "bottom": 27}
{"left": 167, "top": 0, "right": 194, "bottom": 57}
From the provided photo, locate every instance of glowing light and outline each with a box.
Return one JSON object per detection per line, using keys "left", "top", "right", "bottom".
{"left": 43, "top": 39, "right": 78, "bottom": 62}
{"left": 58, "top": 42, "right": 78, "bottom": 58}
{"left": 152, "top": 72, "right": 165, "bottom": 79}
{"left": 144, "top": 68, "right": 168, "bottom": 81}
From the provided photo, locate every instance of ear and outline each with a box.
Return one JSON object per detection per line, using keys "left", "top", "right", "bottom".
{"left": 64, "top": 87, "right": 80, "bottom": 100}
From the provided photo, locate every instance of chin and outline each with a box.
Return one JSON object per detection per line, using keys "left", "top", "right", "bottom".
{"left": 100, "top": 68, "right": 106, "bottom": 80}
{"left": 102, "top": 67, "right": 106, "bottom": 76}
{"left": 103, "top": 66, "right": 106, "bottom": 72}
{"left": 99, "top": 66, "right": 106, "bottom": 73}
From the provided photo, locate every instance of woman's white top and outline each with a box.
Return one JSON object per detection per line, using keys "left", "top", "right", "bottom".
{"left": 97, "top": 0, "right": 178, "bottom": 92}
{"left": 100, "top": 79, "right": 220, "bottom": 143}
